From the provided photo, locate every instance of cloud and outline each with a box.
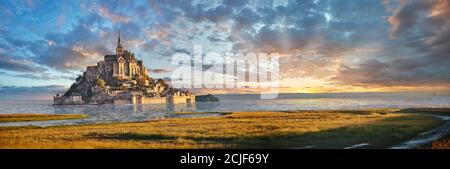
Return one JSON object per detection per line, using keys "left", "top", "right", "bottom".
{"left": 0, "top": 55, "right": 46, "bottom": 72}
{"left": 387, "top": 0, "right": 433, "bottom": 38}
{"left": 207, "top": 34, "right": 227, "bottom": 42}
{"left": 334, "top": 57, "right": 450, "bottom": 87}
{"left": 0, "top": 70, "right": 76, "bottom": 81}
{"left": 0, "top": 85, "right": 67, "bottom": 93}
{"left": 34, "top": 14, "right": 113, "bottom": 71}
{"left": 223, "top": 0, "right": 249, "bottom": 7}
{"left": 334, "top": 0, "right": 450, "bottom": 87}
{"left": 0, "top": 0, "right": 449, "bottom": 91}
{"left": 0, "top": 12, "right": 114, "bottom": 72}
{"left": 232, "top": 8, "right": 260, "bottom": 30}
{"left": 148, "top": 68, "right": 171, "bottom": 74}
{"left": 149, "top": 0, "right": 450, "bottom": 89}
{"left": 0, "top": 85, "right": 67, "bottom": 100}
{"left": 98, "top": 5, "right": 131, "bottom": 23}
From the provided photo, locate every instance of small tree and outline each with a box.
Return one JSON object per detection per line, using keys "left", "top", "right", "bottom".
{"left": 96, "top": 78, "right": 106, "bottom": 89}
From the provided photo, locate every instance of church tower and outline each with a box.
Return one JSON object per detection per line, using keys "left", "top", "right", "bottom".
{"left": 116, "top": 31, "right": 123, "bottom": 55}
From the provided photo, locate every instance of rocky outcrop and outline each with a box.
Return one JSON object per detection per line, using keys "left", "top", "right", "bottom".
{"left": 195, "top": 94, "right": 219, "bottom": 102}
{"left": 85, "top": 88, "right": 114, "bottom": 104}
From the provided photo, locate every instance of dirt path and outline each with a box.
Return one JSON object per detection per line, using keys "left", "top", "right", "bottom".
{"left": 390, "top": 114, "right": 450, "bottom": 149}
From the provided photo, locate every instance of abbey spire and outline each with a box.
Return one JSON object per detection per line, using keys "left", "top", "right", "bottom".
{"left": 116, "top": 31, "right": 123, "bottom": 55}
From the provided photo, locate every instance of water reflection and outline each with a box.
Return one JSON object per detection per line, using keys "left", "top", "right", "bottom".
{"left": 52, "top": 103, "right": 217, "bottom": 123}
{"left": 1, "top": 103, "right": 223, "bottom": 127}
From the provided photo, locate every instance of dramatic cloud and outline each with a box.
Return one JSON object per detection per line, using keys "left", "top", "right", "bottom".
{"left": 0, "top": 0, "right": 449, "bottom": 92}
{"left": 35, "top": 14, "right": 114, "bottom": 71}
{"left": 333, "top": 0, "right": 450, "bottom": 87}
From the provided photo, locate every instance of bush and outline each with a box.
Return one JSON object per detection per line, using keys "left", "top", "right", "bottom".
{"left": 96, "top": 78, "right": 106, "bottom": 88}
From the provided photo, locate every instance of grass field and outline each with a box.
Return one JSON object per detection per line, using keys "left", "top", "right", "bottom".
{"left": 0, "top": 110, "right": 443, "bottom": 149}
{"left": 0, "top": 114, "right": 88, "bottom": 123}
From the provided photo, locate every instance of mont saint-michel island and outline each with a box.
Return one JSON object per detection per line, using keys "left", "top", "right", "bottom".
{"left": 53, "top": 33, "right": 197, "bottom": 105}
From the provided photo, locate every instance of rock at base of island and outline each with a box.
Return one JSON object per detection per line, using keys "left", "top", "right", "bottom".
{"left": 195, "top": 94, "right": 219, "bottom": 102}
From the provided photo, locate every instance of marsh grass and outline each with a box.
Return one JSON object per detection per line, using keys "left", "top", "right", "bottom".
{"left": 0, "top": 110, "right": 442, "bottom": 149}
{"left": 429, "top": 134, "right": 450, "bottom": 149}
{"left": 173, "top": 112, "right": 230, "bottom": 115}
{"left": 0, "top": 114, "right": 88, "bottom": 123}
{"left": 418, "top": 133, "right": 450, "bottom": 149}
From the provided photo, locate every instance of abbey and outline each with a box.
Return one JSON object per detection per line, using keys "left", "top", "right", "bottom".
{"left": 54, "top": 32, "right": 195, "bottom": 105}
{"left": 96, "top": 32, "right": 147, "bottom": 84}
{"left": 85, "top": 33, "right": 147, "bottom": 84}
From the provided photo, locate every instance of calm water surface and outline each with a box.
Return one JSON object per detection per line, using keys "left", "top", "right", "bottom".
{"left": 1, "top": 93, "right": 449, "bottom": 126}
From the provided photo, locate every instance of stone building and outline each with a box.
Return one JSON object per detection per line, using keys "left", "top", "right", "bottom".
{"left": 53, "top": 93, "right": 82, "bottom": 105}
{"left": 85, "top": 31, "right": 147, "bottom": 85}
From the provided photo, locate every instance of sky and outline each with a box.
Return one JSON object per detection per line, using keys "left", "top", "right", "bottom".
{"left": 0, "top": 0, "right": 449, "bottom": 98}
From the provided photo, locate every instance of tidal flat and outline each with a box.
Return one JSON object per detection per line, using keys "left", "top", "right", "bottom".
{"left": 0, "top": 114, "right": 88, "bottom": 123}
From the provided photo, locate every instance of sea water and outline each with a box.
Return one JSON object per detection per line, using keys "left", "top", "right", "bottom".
{"left": 0, "top": 93, "right": 449, "bottom": 126}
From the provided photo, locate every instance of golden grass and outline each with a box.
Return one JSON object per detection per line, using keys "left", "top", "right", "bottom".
{"left": 0, "top": 114, "right": 88, "bottom": 123}
{"left": 0, "top": 110, "right": 442, "bottom": 149}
